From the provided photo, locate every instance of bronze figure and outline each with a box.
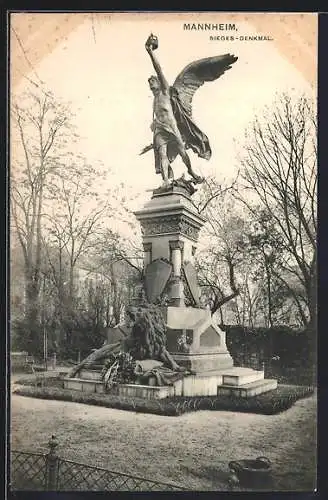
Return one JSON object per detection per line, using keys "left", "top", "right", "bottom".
{"left": 141, "top": 34, "right": 238, "bottom": 186}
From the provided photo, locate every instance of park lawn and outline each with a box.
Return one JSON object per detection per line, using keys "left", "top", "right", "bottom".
{"left": 11, "top": 392, "right": 316, "bottom": 491}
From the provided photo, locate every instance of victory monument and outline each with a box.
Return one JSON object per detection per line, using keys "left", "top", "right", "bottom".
{"left": 64, "top": 35, "right": 277, "bottom": 399}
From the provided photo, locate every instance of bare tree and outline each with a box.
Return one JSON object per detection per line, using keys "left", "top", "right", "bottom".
{"left": 195, "top": 180, "right": 301, "bottom": 327}
{"left": 46, "top": 165, "right": 110, "bottom": 295}
{"left": 10, "top": 88, "right": 75, "bottom": 352}
{"left": 237, "top": 93, "right": 317, "bottom": 330}
{"left": 195, "top": 186, "right": 243, "bottom": 319}
{"left": 86, "top": 228, "right": 143, "bottom": 322}
{"left": 41, "top": 161, "right": 112, "bottom": 346}
{"left": 81, "top": 258, "right": 139, "bottom": 328}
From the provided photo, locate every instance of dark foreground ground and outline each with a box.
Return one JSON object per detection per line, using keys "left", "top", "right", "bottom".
{"left": 10, "top": 391, "right": 317, "bottom": 491}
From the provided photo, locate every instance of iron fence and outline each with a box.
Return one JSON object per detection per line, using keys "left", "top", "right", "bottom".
{"left": 10, "top": 436, "right": 186, "bottom": 492}
{"left": 55, "top": 458, "right": 184, "bottom": 491}
{"left": 11, "top": 450, "right": 47, "bottom": 490}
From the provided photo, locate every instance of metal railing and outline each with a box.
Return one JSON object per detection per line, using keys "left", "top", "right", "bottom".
{"left": 11, "top": 450, "right": 47, "bottom": 490}
{"left": 11, "top": 435, "right": 186, "bottom": 491}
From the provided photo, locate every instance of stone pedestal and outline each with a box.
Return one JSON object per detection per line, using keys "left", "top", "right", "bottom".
{"left": 64, "top": 182, "right": 277, "bottom": 401}
{"left": 135, "top": 184, "right": 205, "bottom": 305}
{"left": 163, "top": 306, "right": 233, "bottom": 372}
{"left": 134, "top": 183, "right": 234, "bottom": 374}
{"left": 135, "top": 184, "right": 205, "bottom": 264}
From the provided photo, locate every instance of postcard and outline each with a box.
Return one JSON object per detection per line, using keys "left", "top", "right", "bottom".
{"left": 9, "top": 11, "right": 317, "bottom": 493}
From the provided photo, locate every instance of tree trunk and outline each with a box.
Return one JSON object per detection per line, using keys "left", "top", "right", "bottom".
{"left": 308, "top": 250, "right": 317, "bottom": 332}
{"left": 110, "top": 262, "right": 121, "bottom": 325}
{"left": 307, "top": 256, "right": 317, "bottom": 366}
{"left": 24, "top": 268, "right": 41, "bottom": 354}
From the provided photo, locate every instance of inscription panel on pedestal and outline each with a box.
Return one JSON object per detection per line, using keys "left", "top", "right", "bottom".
{"left": 140, "top": 215, "right": 200, "bottom": 241}
{"left": 165, "top": 328, "right": 182, "bottom": 352}
{"left": 199, "top": 326, "right": 221, "bottom": 347}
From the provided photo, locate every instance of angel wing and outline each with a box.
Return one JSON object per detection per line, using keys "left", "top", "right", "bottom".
{"left": 172, "top": 54, "right": 238, "bottom": 116}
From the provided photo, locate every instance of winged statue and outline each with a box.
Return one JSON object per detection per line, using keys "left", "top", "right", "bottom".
{"left": 141, "top": 34, "right": 238, "bottom": 187}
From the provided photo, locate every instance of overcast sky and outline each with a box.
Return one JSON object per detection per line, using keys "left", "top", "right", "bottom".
{"left": 11, "top": 12, "right": 317, "bottom": 210}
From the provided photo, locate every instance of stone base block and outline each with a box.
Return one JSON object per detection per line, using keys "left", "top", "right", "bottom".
{"left": 173, "top": 352, "right": 233, "bottom": 373}
{"left": 64, "top": 374, "right": 227, "bottom": 399}
{"left": 174, "top": 372, "right": 224, "bottom": 397}
{"left": 165, "top": 306, "right": 229, "bottom": 355}
{"left": 117, "top": 384, "right": 174, "bottom": 399}
{"left": 217, "top": 379, "right": 278, "bottom": 398}
{"left": 63, "top": 377, "right": 105, "bottom": 394}
{"left": 118, "top": 372, "right": 227, "bottom": 399}
{"left": 79, "top": 369, "right": 103, "bottom": 381}
{"left": 221, "top": 367, "right": 264, "bottom": 387}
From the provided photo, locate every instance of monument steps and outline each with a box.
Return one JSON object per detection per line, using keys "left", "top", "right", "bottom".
{"left": 217, "top": 378, "right": 278, "bottom": 398}
{"left": 221, "top": 367, "right": 265, "bottom": 387}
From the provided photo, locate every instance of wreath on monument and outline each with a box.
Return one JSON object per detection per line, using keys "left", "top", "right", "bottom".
{"left": 101, "top": 351, "right": 136, "bottom": 391}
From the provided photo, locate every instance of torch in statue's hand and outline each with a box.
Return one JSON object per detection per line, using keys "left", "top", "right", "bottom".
{"left": 145, "top": 33, "right": 158, "bottom": 52}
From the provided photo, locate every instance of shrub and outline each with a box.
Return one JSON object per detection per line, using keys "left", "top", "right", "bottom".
{"left": 223, "top": 324, "right": 314, "bottom": 369}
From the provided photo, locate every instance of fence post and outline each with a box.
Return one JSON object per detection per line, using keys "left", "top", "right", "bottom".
{"left": 46, "top": 435, "right": 59, "bottom": 490}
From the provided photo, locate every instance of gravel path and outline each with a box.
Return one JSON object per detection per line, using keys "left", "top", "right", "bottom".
{"left": 11, "top": 393, "right": 317, "bottom": 491}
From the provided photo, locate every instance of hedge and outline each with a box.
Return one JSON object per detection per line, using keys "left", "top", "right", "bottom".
{"left": 13, "top": 382, "right": 314, "bottom": 417}
{"left": 223, "top": 324, "right": 315, "bottom": 369}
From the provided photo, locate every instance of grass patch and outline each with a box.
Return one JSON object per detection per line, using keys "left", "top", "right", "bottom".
{"left": 13, "top": 382, "right": 314, "bottom": 416}
{"left": 13, "top": 373, "right": 65, "bottom": 388}
{"left": 175, "top": 385, "right": 315, "bottom": 415}
{"left": 13, "top": 385, "right": 172, "bottom": 415}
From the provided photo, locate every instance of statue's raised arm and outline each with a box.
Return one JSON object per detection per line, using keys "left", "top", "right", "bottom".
{"left": 142, "top": 35, "right": 238, "bottom": 190}
{"left": 145, "top": 34, "right": 169, "bottom": 93}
